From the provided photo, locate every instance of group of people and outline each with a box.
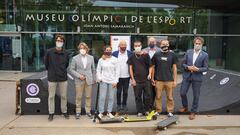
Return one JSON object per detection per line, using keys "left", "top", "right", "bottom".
{"left": 44, "top": 34, "right": 208, "bottom": 121}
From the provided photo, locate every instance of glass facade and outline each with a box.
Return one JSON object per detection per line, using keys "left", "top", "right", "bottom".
{"left": 0, "top": 0, "right": 240, "bottom": 72}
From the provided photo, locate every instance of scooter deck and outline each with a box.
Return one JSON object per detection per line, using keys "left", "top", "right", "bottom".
{"left": 124, "top": 111, "right": 157, "bottom": 122}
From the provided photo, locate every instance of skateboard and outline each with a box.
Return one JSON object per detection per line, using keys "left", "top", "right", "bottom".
{"left": 124, "top": 110, "right": 157, "bottom": 122}
{"left": 157, "top": 115, "right": 178, "bottom": 130}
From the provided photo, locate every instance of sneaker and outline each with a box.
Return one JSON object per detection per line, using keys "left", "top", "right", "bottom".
{"left": 48, "top": 114, "right": 54, "bottom": 121}
{"left": 86, "top": 112, "right": 93, "bottom": 119}
{"left": 154, "top": 112, "right": 160, "bottom": 116}
{"left": 63, "top": 113, "right": 70, "bottom": 119}
{"left": 168, "top": 112, "right": 174, "bottom": 117}
{"left": 98, "top": 113, "right": 103, "bottom": 119}
{"left": 107, "top": 112, "right": 115, "bottom": 118}
{"left": 137, "top": 113, "right": 143, "bottom": 117}
{"left": 75, "top": 113, "right": 81, "bottom": 119}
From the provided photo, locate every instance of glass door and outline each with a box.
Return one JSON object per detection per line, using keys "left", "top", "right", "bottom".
{"left": 0, "top": 34, "right": 21, "bottom": 71}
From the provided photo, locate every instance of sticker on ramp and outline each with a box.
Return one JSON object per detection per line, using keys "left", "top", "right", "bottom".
{"left": 220, "top": 77, "right": 229, "bottom": 85}
{"left": 26, "top": 83, "right": 39, "bottom": 96}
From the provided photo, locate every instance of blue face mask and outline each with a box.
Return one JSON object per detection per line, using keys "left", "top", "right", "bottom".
{"left": 149, "top": 44, "right": 155, "bottom": 49}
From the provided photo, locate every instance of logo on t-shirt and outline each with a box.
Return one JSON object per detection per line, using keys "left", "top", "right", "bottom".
{"left": 161, "top": 57, "right": 168, "bottom": 61}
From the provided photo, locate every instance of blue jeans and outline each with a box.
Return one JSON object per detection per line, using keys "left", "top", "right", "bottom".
{"left": 98, "top": 82, "right": 116, "bottom": 114}
{"left": 180, "top": 79, "right": 202, "bottom": 113}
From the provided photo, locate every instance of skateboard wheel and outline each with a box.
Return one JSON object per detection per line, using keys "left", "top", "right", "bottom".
{"left": 175, "top": 121, "right": 179, "bottom": 124}
{"left": 152, "top": 115, "right": 157, "bottom": 120}
{"left": 164, "top": 127, "right": 167, "bottom": 130}
{"left": 92, "top": 119, "right": 96, "bottom": 123}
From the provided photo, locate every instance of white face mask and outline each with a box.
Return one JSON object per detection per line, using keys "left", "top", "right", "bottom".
{"left": 80, "top": 49, "right": 87, "bottom": 55}
{"left": 56, "top": 42, "right": 63, "bottom": 48}
{"left": 194, "top": 44, "right": 202, "bottom": 51}
{"left": 134, "top": 46, "right": 142, "bottom": 52}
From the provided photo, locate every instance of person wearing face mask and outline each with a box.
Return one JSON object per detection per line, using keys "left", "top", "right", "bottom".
{"left": 127, "top": 41, "right": 152, "bottom": 117}
{"left": 179, "top": 37, "right": 208, "bottom": 120}
{"left": 44, "top": 34, "right": 70, "bottom": 121}
{"left": 142, "top": 37, "right": 161, "bottom": 110}
{"left": 112, "top": 40, "right": 133, "bottom": 116}
{"left": 96, "top": 46, "right": 120, "bottom": 119}
{"left": 69, "top": 42, "right": 96, "bottom": 119}
{"left": 150, "top": 39, "right": 178, "bottom": 117}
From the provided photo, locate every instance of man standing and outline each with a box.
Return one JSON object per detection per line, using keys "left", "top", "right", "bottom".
{"left": 127, "top": 41, "right": 152, "bottom": 116}
{"left": 179, "top": 36, "right": 208, "bottom": 120}
{"left": 142, "top": 37, "right": 161, "bottom": 109}
{"left": 44, "top": 34, "right": 70, "bottom": 121}
{"left": 112, "top": 40, "right": 132, "bottom": 116}
{"left": 150, "top": 39, "right": 178, "bottom": 117}
{"left": 70, "top": 42, "right": 96, "bottom": 119}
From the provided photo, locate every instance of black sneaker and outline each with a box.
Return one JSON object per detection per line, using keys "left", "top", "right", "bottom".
{"left": 63, "top": 113, "right": 70, "bottom": 119}
{"left": 48, "top": 114, "right": 54, "bottom": 121}
{"left": 75, "top": 113, "right": 80, "bottom": 119}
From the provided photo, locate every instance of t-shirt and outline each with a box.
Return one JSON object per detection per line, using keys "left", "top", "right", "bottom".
{"left": 127, "top": 53, "right": 151, "bottom": 83}
{"left": 151, "top": 51, "right": 178, "bottom": 81}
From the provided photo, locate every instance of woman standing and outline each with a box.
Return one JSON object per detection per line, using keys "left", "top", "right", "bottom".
{"left": 70, "top": 42, "right": 96, "bottom": 119}
{"left": 96, "top": 46, "right": 120, "bottom": 118}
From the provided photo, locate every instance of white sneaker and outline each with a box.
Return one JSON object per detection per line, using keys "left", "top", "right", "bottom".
{"left": 137, "top": 113, "right": 143, "bottom": 117}
{"left": 168, "top": 112, "right": 174, "bottom": 117}
{"left": 155, "top": 112, "right": 160, "bottom": 116}
{"left": 98, "top": 113, "right": 103, "bottom": 119}
{"left": 107, "top": 113, "right": 115, "bottom": 118}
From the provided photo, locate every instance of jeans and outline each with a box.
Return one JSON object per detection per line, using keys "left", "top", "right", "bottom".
{"left": 116, "top": 78, "right": 130, "bottom": 107}
{"left": 98, "top": 82, "right": 116, "bottom": 114}
{"left": 180, "top": 79, "right": 202, "bottom": 113}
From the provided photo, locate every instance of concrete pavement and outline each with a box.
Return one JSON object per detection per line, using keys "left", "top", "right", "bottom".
{"left": 0, "top": 72, "right": 240, "bottom": 135}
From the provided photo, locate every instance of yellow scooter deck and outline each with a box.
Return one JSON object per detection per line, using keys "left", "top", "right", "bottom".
{"left": 124, "top": 111, "right": 157, "bottom": 122}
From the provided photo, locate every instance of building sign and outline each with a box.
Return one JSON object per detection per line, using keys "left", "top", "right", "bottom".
{"left": 25, "top": 13, "right": 192, "bottom": 29}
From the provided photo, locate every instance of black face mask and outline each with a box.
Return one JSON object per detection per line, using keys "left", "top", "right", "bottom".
{"left": 104, "top": 51, "right": 112, "bottom": 56}
{"left": 149, "top": 44, "right": 155, "bottom": 49}
{"left": 160, "top": 45, "right": 169, "bottom": 52}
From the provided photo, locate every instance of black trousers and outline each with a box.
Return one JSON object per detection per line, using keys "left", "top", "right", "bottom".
{"left": 117, "top": 78, "right": 130, "bottom": 106}
{"left": 133, "top": 81, "right": 151, "bottom": 113}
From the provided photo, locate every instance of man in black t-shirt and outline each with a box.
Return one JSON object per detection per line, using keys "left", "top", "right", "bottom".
{"left": 127, "top": 41, "right": 152, "bottom": 116}
{"left": 150, "top": 39, "right": 178, "bottom": 117}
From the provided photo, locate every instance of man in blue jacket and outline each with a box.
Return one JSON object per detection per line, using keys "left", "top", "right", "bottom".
{"left": 112, "top": 40, "right": 132, "bottom": 116}
{"left": 179, "top": 37, "right": 208, "bottom": 120}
